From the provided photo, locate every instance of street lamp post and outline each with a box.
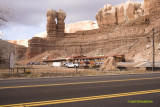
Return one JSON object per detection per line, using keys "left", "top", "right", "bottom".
{"left": 152, "top": 28, "right": 155, "bottom": 72}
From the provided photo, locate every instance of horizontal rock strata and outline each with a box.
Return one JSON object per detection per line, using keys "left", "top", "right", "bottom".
{"left": 26, "top": 0, "right": 160, "bottom": 62}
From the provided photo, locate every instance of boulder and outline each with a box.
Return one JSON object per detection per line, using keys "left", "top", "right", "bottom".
{"left": 100, "top": 57, "right": 118, "bottom": 71}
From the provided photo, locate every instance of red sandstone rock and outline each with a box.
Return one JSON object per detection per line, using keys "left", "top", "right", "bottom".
{"left": 34, "top": 31, "right": 47, "bottom": 38}
{"left": 25, "top": 0, "right": 160, "bottom": 62}
{"left": 116, "top": 4, "right": 125, "bottom": 24}
{"left": 96, "top": 4, "right": 117, "bottom": 27}
{"left": 143, "top": 0, "right": 151, "bottom": 15}
{"left": 8, "top": 40, "right": 28, "bottom": 47}
{"left": 46, "top": 9, "right": 57, "bottom": 38}
{"left": 65, "top": 21, "right": 98, "bottom": 33}
{"left": 96, "top": 1, "right": 143, "bottom": 28}
{"left": 57, "top": 10, "right": 66, "bottom": 36}
{"left": 100, "top": 57, "right": 118, "bottom": 71}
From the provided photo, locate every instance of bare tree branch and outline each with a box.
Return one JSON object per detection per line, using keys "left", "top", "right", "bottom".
{"left": 0, "top": 17, "right": 7, "bottom": 22}
{"left": 0, "top": 7, "right": 13, "bottom": 28}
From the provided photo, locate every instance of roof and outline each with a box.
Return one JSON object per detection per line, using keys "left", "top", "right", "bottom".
{"left": 117, "top": 62, "right": 138, "bottom": 67}
{"left": 67, "top": 55, "right": 86, "bottom": 59}
{"left": 43, "top": 59, "right": 66, "bottom": 62}
{"left": 74, "top": 56, "right": 108, "bottom": 60}
{"left": 134, "top": 62, "right": 160, "bottom": 68}
{"left": 43, "top": 55, "right": 125, "bottom": 62}
{"left": 74, "top": 55, "right": 124, "bottom": 60}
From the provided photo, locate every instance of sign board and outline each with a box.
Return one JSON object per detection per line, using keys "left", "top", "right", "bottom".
{"left": 9, "top": 53, "right": 14, "bottom": 68}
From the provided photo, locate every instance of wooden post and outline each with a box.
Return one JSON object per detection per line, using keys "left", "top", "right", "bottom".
{"left": 17, "top": 68, "right": 18, "bottom": 74}
{"left": 24, "top": 68, "right": 26, "bottom": 73}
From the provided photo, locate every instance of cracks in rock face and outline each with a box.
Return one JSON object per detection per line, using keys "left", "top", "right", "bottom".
{"left": 128, "top": 40, "right": 139, "bottom": 51}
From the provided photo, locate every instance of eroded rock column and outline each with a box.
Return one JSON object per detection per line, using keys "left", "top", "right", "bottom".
{"left": 96, "top": 1, "right": 144, "bottom": 28}
{"left": 143, "top": 0, "right": 151, "bottom": 15}
{"left": 46, "top": 9, "right": 57, "bottom": 38}
{"left": 57, "top": 9, "right": 66, "bottom": 37}
{"left": 96, "top": 4, "right": 117, "bottom": 28}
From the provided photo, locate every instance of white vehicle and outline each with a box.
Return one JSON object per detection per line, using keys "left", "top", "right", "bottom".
{"left": 52, "top": 62, "right": 62, "bottom": 67}
{"left": 66, "top": 62, "right": 79, "bottom": 68}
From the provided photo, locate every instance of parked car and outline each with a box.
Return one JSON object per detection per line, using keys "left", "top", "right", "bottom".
{"left": 42, "top": 62, "right": 47, "bottom": 65}
{"left": 63, "top": 62, "right": 68, "bottom": 67}
{"left": 27, "top": 62, "right": 40, "bottom": 65}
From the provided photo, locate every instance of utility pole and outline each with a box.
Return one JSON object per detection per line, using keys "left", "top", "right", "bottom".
{"left": 152, "top": 28, "right": 155, "bottom": 72}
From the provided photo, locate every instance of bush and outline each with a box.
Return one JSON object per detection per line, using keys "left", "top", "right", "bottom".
{"left": 25, "top": 70, "right": 31, "bottom": 74}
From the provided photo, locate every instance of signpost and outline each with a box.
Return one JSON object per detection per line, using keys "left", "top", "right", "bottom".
{"left": 9, "top": 52, "right": 15, "bottom": 74}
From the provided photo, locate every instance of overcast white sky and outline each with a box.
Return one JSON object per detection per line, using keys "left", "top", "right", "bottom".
{"left": 0, "top": 0, "right": 142, "bottom": 40}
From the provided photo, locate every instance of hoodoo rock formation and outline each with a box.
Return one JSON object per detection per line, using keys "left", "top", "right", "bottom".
{"left": 143, "top": 0, "right": 151, "bottom": 15}
{"left": 46, "top": 9, "right": 57, "bottom": 38}
{"left": 26, "top": 9, "right": 66, "bottom": 59}
{"left": 26, "top": 0, "right": 160, "bottom": 62}
{"left": 96, "top": 4, "right": 117, "bottom": 27}
{"left": 57, "top": 10, "right": 66, "bottom": 37}
{"left": 34, "top": 21, "right": 98, "bottom": 38}
{"left": 96, "top": 1, "right": 144, "bottom": 28}
{"left": 46, "top": 9, "right": 66, "bottom": 38}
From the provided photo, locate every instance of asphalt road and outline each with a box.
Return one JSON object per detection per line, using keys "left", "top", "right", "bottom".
{"left": 0, "top": 73, "right": 160, "bottom": 107}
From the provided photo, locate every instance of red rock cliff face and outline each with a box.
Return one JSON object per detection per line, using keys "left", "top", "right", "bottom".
{"left": 150, "top": 0, "right": 160, "bottom": 20}
{"left": 96, "top": 1, "right": 144, "bottom": 28}
{"left": 26, "top": 0, "right": 160, "bottom": 62}
{"left": 65, "top": 21, "right": 98, "bottom": 33}
{"left": 8, "top": 40, "right": 28, "bottom": 47}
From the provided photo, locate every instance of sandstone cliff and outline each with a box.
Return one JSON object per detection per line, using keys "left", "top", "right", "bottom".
{"left": 8, "top": 39, "right": 28, "bottom": 47}
{"left": 95, "top": 0, "right": 153, "bottom": 28}
{"left": 25, "top": 0, "right": 160, "bottom": 63}
{"left": 65, "top": 21, "right": 98, "bottom": 33}
{"left": 34, "top": 31, "right": 47, "bottom": 38}
{"left": 34, "top": 20, "right": 98, "bottom": 38}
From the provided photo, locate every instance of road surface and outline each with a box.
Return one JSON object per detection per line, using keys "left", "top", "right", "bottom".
{"left": 0, "top": 73, "right": 160, "bottom": 107}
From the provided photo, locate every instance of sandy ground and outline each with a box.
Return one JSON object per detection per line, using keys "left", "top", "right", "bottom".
{"left": 0, "top": 65, "right": 160, "bottom": 79}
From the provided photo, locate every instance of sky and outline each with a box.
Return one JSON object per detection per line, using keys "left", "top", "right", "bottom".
{"left": 0, "top": 0, "right": 143, "bottom": 40}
